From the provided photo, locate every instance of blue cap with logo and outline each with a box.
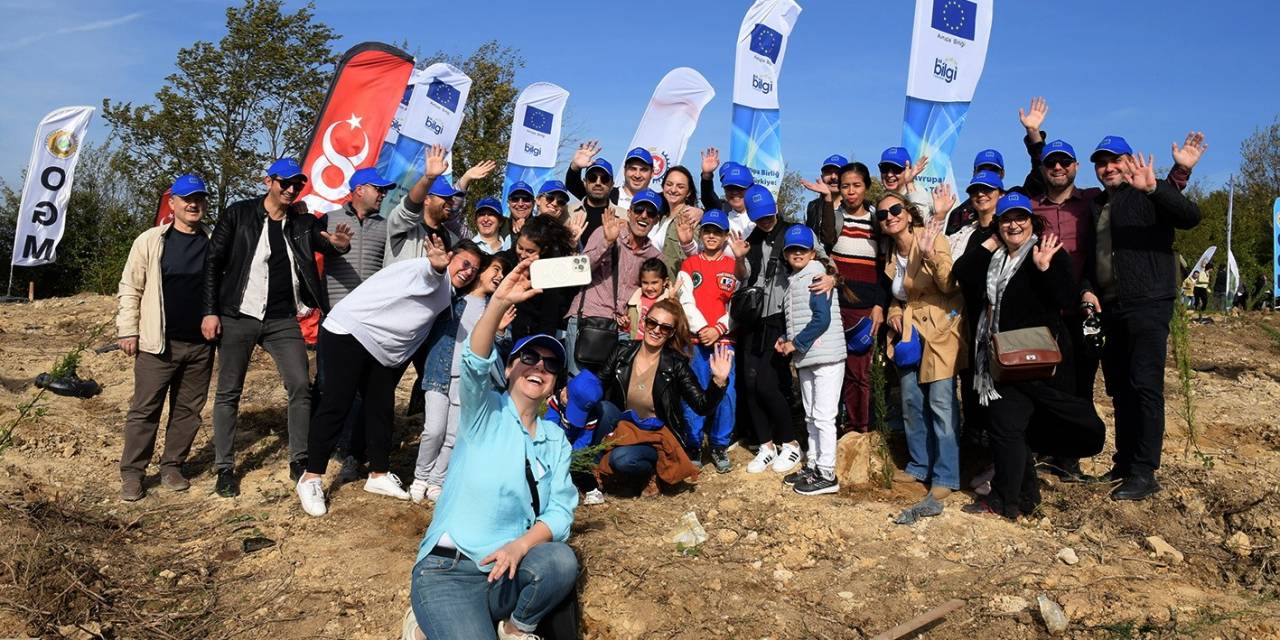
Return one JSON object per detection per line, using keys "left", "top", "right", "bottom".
{"left": 699, "top": 209, "right": 730, "bottom": 231}
{"left": 171, "top": 174, "right": 208, "bottom": 197}
{"left": 996, "top": 192, "right": 1033, "bottom": 217}
{"left": 538, "top": 180, "right": 569, "bottom": 198}
{"left": 624, "top": 147, "right": 654, "bottom": 167}
{"left": 508, "top": 333, "right": 567, "bottom": 370}
{"left": 967, "top": 170, "right": 1004, "bottom": 193}
{"left": 846, "top": 316, "right": 874, "bottom": 355}
{"left": 630, "top": 188, "right": 662, "bottom": 211}
{"left": 428, "top": 176, "right": 460, "bottom": 199}
{"left": 267, "top": 157, "right": 304, "bottom": 179}
{"left": 893, "top": 330, "right": 923, "bottom": 368}
{"left": 744, "top": 184, "right": 777, "bottom": 221}
{"left": 722, "top": 163, "right": 754, "bottom": 188}
{"left": 783, "top": 224, "right": 816, "bottom": 251}
{"left": 586, "top": 158, "right": 614, "bottom": 179}
{"left": 507, "top": 181, "right": 534, "bottom": 199}
{"left": 822, "top": 154, "right": 849, "bottom": 171}
{"left": 718, "top": 161, "right": 740, "bottom": 178}
{"left": 974, "top": 149, "right": 1004, "bottom": 171}
{"left": 475, "top": 197, "right": 503, "bottom": 217}
{"left": 348, "top": 167, "right": 394, "bottom": 191}
{"left": 564, "top": 370, "right": 603, "bottom": 428}
{"left": 1090, "top": 136, "right": 1133, "bottom": 162}
{"left": 879, "top": 147, "right": 911, "bottom": 170}
{"left": 1041, "top": 139, "right": 1077, "bottom": 163}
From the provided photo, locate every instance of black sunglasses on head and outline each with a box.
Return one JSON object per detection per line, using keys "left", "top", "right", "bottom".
{"left": 875, "top": 203, "right": 906, "bottom": 221}
{"left": 643, "top": 316, "right": 675, "bottom": 335}
{"left": 516, "top": 349, "right": 563, "bottom": 374}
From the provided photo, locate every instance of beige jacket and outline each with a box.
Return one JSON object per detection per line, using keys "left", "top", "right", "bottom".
{"left": 116, "top": 222, "right": 213, "bottom": 355}
{"left": 885, "top": 228, "right": 967, "bottom": 384}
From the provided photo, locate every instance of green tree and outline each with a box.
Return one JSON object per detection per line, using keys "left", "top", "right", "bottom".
{"left": 776, "top": 168, "right": 805, "bottom": 224}
{"left": 101, "top": 0, "right": 338, "bottom": 216}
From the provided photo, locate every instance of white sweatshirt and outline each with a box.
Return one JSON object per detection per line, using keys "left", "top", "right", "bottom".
{"left": 324, "top": 258, "right": 452, "bottom": 367}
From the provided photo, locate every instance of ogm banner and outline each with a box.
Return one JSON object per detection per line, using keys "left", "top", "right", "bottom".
{"left": 11, "top": 105, "right": 94, "bottom": 267}
{"left": 1273, "top": 197, "right": 1280, "bottom": 299}
{"left": 730, "top": 0, "right": 802, "bottom": 194}
{"left": 628, "top": 68, "right": 715, "bottom": 189}
{"left": 378, "top": 62, "right": 473, "bottom": 209}
{"left": 154, "top": 188, "right": 174, "bottom": 227}
{"left": 902, "top": 0, "right": 994, "bottom": 195}
{"left": 503, "top": 83, "right": 570, "bottom": 211}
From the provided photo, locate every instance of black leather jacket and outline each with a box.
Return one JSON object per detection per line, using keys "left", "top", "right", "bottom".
{"left": 203, "top": 196, "right": 347, "bottom": 317}
{"left": 600, "top": 341, "right": 726, "bottom": 452}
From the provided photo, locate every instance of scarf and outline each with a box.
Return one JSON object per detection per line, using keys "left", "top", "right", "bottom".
{"left": 973, "top": 234, "right": 1038, "bottom": 405}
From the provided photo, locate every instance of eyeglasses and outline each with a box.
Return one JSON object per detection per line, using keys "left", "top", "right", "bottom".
{"left": 999, "top": 214, "right": 1030, "bottom": 225}
{"left": 516, "top": 349, "right": 563, "bottom": 374}
{"left": 274, "top": 177, "right": 306, "bottom": 191}
{"left": 875, "top": 204, "right": 906, "bottom": 221}
{"left": 585, "top": 171, "right": 612, "bottom": 184}
{"left": 643, "top": 316, "right": 675, "bottom": 335}
{"left": 509, "top": 195, "right": 533, "bottom": 203}
{"left": 1042, "top": 157, "right": 1076, "bottom": 169}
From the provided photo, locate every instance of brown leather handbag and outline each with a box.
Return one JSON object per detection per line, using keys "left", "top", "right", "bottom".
{"left": 990, "top": 326, "right": 1061, "bottom": 382}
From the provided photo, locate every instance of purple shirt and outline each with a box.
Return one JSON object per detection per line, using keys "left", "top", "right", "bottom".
{"left": 1033, "top": 187, "right": 1094, "bottom": 289}
{"left": 565, "top": 225, "right": 661, "bottom": 320}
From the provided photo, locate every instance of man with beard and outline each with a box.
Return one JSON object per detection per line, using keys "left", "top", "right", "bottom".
{"left": 566, "top": 140, "right": 655, "bottom": 213}
{"left": 804, "top": 154, "right": 847, "bottom": 246}
{"left": 565, "top": 157, "right": 616, "bottom": 244}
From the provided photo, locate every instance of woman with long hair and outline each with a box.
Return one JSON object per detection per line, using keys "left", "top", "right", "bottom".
{"left": 655, "top": 165, "right": 702, "bottom": 273}
{"left": 503, "top": 215, "right": 578, "bottom": 342}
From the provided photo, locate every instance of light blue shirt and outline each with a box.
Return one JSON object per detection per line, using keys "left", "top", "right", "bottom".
{"left": 471, "top": 233, "right": 511, "bottom": 255}
{"left": 416, "top": 343, "right": 578, "bottom": 570}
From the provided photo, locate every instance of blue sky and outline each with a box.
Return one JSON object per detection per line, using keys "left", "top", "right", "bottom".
{"left": 1, "top": 0, "right": 1274, "bottom": 193}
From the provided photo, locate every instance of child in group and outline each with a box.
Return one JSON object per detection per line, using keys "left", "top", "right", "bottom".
{"left": 409, "top": 252, "right": 515, "bottom": 502}
{"left": 621, "top": 258, "right": 674, "bottom": 340}
{"left": 676, "top": 209, "right": 738, "bottom": 472}
{"left": 775, "top": 225, "right": 846, "bottom": 495}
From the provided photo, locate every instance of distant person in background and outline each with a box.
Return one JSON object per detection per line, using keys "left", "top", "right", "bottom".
{"left": 1194, "top": 265, "right": 1212, "bottom": 311}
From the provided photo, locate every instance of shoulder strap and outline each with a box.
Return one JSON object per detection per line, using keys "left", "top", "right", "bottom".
{"left": 524, "top": 457, "right": 541, "bottom": 516}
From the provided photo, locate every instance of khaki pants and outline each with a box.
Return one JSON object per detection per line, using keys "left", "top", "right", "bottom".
{"left": 119, "top": 340, "right": 214, "bottom": 478}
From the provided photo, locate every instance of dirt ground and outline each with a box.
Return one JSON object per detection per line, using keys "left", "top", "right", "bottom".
{"left": 1, "top": 293, "right": 1278, "bottom": 639}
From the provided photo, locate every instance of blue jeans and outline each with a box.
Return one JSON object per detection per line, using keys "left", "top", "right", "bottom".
{"left": 899, "top": 369, "right": 959, "bottom": 490}
{"left": 683, "top": 344, "right": 735, "bottom": 449}
{"left": 595, "top": 400, "right": 658, "bottom": 478}
{"left": 410, "top": 542, "right": 578, "bottom": 640}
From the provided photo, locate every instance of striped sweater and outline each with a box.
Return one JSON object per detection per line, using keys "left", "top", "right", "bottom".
{"left": 830, "top": 203, "right": 886, "bottom": 310}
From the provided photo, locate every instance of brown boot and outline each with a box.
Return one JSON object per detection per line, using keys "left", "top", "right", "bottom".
{"left": 121, "top": 476, "right": 145, "bottom": 502}
{"left": 641, "top": 475, "right": 660, "bottom": 498}
{"left": 160, "top": 467, "right": 190, "bottom": 492}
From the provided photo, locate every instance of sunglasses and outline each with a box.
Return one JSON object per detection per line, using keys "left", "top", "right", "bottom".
{"left": 509, "top": 195, "right": 533, "bottom": 203}
{"left": 875, "top": 204, "right": 906, "bottom": 221}
{"left": 643, "top": 316, "right": 675, "bottom": 335}
{"left": 546, "top": 196, "right": 568, "bottom": 206}
{"left": 585, "top": 171, "right": 612, "bottom": 184}
{"left": 632, "top": 205, "right": 659, "bottom": 218}
{"left": 1042, "top": 157, "right": 1076, "bottom": 169}
{"left": 516, "top": 349, "right": 563, "bottom": 374}
{"left": 274, "top": 177, "right": 307, "bottom": 191}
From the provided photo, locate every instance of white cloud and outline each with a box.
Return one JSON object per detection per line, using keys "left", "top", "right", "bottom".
{"left": 0, "top": 11, "right": 145, "bottom": 53}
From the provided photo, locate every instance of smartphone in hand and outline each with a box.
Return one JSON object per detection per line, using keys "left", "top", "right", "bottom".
{"left": 530, "top": 255, "right": 592, "bottom": 290}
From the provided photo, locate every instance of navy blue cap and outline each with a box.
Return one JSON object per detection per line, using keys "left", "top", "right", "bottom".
{"left": 170, "top": 174, "right": 207, "bottom": 197}
{"left": 586, "top": 158, "right": 614, "bottom": 178}
{"left": 879, "top": 147, "right": 911, "bottom": 170}
{"left": 699, "top": 209, "right": 730, "bottom": 231}
{"left": 996, "top": 192, "right": 1033, "bottom": 217}
{"left": 846, "top": 316, "right": 874, "bottom": 355}
{"left": 821, "top": 154, "right": 849, "bottom": 171}
{"left": 507, "top": 181, "right": 534, "bottom": 198}
{"left": 1090, "top": 136, "right": 1133, "bottom": 162}
{"left": 348, "top": 167, "right": 394, "bottom": 191}
{"left": 509, "top": 333, "right": 567, "bottom": 369}
{"left": 428, "top": 176, "right": 460, "bottom": 199}
{"left": 475, "top": 197, "right": 503, "bottom": 217}
{"left": 783, "top": 224, "right": 815, "bottom": 250}
{"left": 967, "top": 170, "right": 1004, "bottom": 193}
{"left": 630, "top": 188, "right": 662, "bottom": 211}
{"left": 974, "top": 148, "right": 1004, "bottom": 171}
{"left": 721, "top": 163, "right": 754, "bottom": 188}
{"left": 1040, "top": 139, "right": 1077, "bottom": 163}
{"left": 625, "top": 147, "right": 654, "bottom": 167}
{"left": 565, "top": 370, "right": 603, "bottom": 428}
{"left": 538, "top": 180, "right": 569, "bottom": 198}
{"left": 744, "top": 184, "right": 777, "bottom": 221}
{"left": 267, "top": 157, "right": 304, "bottom": 179}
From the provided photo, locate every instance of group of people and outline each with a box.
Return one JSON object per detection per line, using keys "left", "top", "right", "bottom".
{"left": 113, "top": 96, "right": 1207, "bottom": 639}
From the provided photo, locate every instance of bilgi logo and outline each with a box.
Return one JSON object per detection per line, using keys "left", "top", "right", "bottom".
{"left": 752, "top": 74, "right": 774, "bottom": 95}
{"left": 933, "top": 57, "right": 958, "bottom": 83}
{"left": 524, "top": 143, "right": 542, "bottom": 157}
{"left": 424, "top": 116, "right": 444, "bottom": 135}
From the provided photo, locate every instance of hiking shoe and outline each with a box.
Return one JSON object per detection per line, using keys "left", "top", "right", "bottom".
{"left": 409, "top": 479, "right": 430, "bottom": 503}
{"left": 582, "top": 488, "right": 606, "bottom": 505}
{"left": 783, "top": 466, "right": 815, "bottom": 487}
{"left": 771, "top": 443, "right": 802, "bottom": 473}
{"left": 296, "top": 477, "right": 327, "bottom": 517}
{"left": 215, "top": 469, "right": 239, "bottom": 498}
{"left": 710, "top": 447, "right": 732, "bottom": 473}
{"left": 121, "top": 476, "right": 145, "bottom": 502}
{"left": 364, "top": 473, "right": 411, "bottom": 500}
{"left": 160, "top": 468, "right": 190, "bottom": 492}
{"left": 1111, "top": 473, "right": 1162, "bottom": 502}
{"left": 496, "top": 620, "right": 541, "bottom": 640}
{"left": 289, "top": 459, "right": 308, "bottom": 483}
{"left": 795, "top": 472, "right": 840, "bottom": 496}
{"left": 746, "top": 444, "right": 777, "bottom": 474}
{"left": 337, "top": 455, "right": 365, "bottom": 484}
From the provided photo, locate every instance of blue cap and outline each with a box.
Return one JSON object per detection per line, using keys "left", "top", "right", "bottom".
{"left": 586, "top": 158, "right": 614, "bottom": 178}
{"left": 1040, "top": 139, "right": 1077, "bottom": 163}
{"left": 974, "top": 149, "right": 1004, "bottom": 171}
{"left": 1090, "top": 135, "right": 1133, "bottom": 161}
{"left": 893, "top": 330, "right": 922, "bottom": 368}
{"left": 475, "top": 197, "right": 503, "bottom": 217}
{"left": 266, "top": 157, "right": 304, "bottom": 179}
{"left": 783, "top": 224, "right": 815, "bottom": 251}
{"left": 509, "top": 333, "right": 567, "bottom": 370}
{"left": 879, "top": 147, "right": 911, "bottom": 170}
{"left": 699, "top": 209, "right": 730, "bottom": 231}
{"left": 967, "top": 170, "right": 1004, "bottom": 193}
{"left": 744, "top": 184, "right": 777, "bottom": 221}
{"left": 629, "top": 188, "right": 662, "bottom": 211}
{"left": 996, "top": 192, "right": 1033, "bottom": 217}
{"left": 538, "top": 180, "right": 569, "bottom": 198}
{"left": 625, "top": 147, "right": 654, "bottom": 167}
{"left": 427, "top": 176, "right": 460, "bottom": 199}
{"left": 565, "top": 370, "right": 603, "bottom": 428}
{"left": 722, "top": 163, "right": 754, "bottom": 188}
{"left": 348, "top": 167, "right": 394, "bottom": 191}
{"left": 822, "top": 154, "right": 849, "bottom": 171}
{"left": 846, "top": 316, "right": 874, "bottom": 355}
{"left": 718, "top": 161, "right": 740, "bottom": 178}
{"left": 170, "top": 174, "right": 207, "bottom": 197}
{"left": 508, "top": 181, "right": 534, "bottom": 198}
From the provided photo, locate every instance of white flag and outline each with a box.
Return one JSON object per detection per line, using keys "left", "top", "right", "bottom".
{"left": 383, "top": 62, "right": 472, "bottom": 156}
{"left": 507, "top": 83, "right": 569, "bottom": 170}
{"left": 12, "top": 106, "right": 94, "bottom": 267}
{"left": 628, "top": 68, "right": 716, "bottom": 187}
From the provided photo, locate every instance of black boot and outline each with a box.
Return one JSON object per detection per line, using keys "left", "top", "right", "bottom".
{"left": 1111, "top": 472, "right": 1162, "bottom": 501}
{"left": 215, "top": 469, "right": 239, "bottom": 498}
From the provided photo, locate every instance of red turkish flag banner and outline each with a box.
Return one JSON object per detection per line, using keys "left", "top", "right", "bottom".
{"left": 154, "top": 188, "right": 173, "bottom": 226}
{"left": 295, "top": 42, "right": 414, "bottom": 344}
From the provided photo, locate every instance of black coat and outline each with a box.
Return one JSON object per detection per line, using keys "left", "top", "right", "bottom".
{"left": 1081, "top": 181, "right": 1200, "bottom": 305}
{"left": 203, "top": 196, "right": 346, "bottom": 317}
{"left": 600, "top": 341, "right": 726, "bottom": 452}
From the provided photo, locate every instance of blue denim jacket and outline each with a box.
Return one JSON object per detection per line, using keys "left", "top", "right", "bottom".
{"left": 421, "top": 296, "right": 466, "bottom": 393}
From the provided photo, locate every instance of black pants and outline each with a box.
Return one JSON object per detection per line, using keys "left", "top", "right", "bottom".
{"left": 736, "top": 318, "right": 795, "bottom": 445}
{"left": 1101, "top": 301, "right": 1172, "bottom": 476}
{"left": 1193, "top": 287, "right": 1209, "bottom": 311}
{"left": 306, "top": 329, "right": 406, "bottom": 475}
{"left": 312, "top": 329, "right": 366, "bottom": 462}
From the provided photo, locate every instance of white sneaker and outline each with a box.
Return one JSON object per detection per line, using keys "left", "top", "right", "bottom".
{"left": 426, "top": 484, "right": 443, "bottom": 502}
{"left": 582, "top": 488, "right": 606, "bottom": 505}
{"left": 496, "top": 620, "right": 541, "bottom": 640}
{"left": 746, "top": 444, "right": 778, "bottom": 474}
{"left": 771, "top": 443, "right": 802, "bottom": 473}
{"left": 409, "top": 479, "right": 430, "bottom": 503}
{"left": 364, "top": 473, "right": 411, "bottom": 500}
{"left": 296, "top": 477, "right": 327, "bottom": 517}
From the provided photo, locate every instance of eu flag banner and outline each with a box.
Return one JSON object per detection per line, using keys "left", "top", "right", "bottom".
{"left": 731, "top": 0, "right": 802, "bottom": 194}
{"left": 504, "top": 82, "right": 570, "bottom": 211}
{"left": 378, "top": 62, "right": 473, "bottom": 208}
{"left": 627, "top": 67, "right": 716, "bottom": 189}
{"left": 903, "top": 0, "right": 994, "bottom": 197}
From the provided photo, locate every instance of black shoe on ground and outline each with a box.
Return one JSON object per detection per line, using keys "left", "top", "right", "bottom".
{"left": 405, "top": 388, "right": 425, "bottom": 416}
{"left": 289, "top": 459, "right": 308, "bottom": 483}
{"left": 783, "top": 466, "right": 815, "bottom": 487}
{"left": 215, "top": 469, "right": 239, "bottom": 498}
{"left": 1111, "top": 473, "right": 1161, "bottom": 501}
{"left": 794, "top": 472, "right": 839, "bottom": 496}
